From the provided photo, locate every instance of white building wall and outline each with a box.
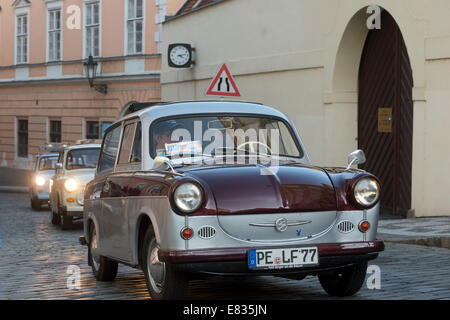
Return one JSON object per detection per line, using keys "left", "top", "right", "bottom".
{"left": 161, "top": 0, "right": 450, "bottom": 217}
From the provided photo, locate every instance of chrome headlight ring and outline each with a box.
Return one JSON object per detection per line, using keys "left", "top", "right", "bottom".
{"left": 173, "top": 182, "right": 203, "bottom": 213}
{"left": 353, "top": 177, "right": 380, "bottom": 208}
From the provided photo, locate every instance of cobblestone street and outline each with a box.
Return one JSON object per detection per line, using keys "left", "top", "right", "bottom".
{"left": 0, "top": 192, "right": 449, "bottom": 300}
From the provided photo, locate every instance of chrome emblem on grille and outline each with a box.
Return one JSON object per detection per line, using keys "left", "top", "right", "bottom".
{"left": 249, "top": 218, "right": 311, "bottom": 232}
{"left": 275, "top": 218, "right": 288, "bottom": 232}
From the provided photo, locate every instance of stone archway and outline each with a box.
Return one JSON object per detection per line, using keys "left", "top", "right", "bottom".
{"left": 118, "top": 101, "right": 138, "bottom": 119}
{"left": 358, "top": 10, "right": 413, "bottom": 216}
{"left": 331, "top": 6, "right": 414, "bottom": 216}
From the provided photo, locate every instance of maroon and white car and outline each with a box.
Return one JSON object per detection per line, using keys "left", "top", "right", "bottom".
{"left": 81, "top": 101, "right": 384, "bottom": 299}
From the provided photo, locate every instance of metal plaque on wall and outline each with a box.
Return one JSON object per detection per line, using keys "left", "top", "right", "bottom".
{"left": 378, "top": 108, "right": 392, "bottom": 133}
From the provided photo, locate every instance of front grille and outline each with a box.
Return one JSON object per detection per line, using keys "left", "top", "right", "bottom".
{"left": 198, "top": 226, "right": 216, "bottom": 239}
{"left": 337, "top": 220, "right": 355, "bottom": 233}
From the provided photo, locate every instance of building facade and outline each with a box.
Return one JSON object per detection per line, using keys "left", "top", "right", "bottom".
{"left": 161, "top": 0, "right": 450, "bottom": 217}
{"left": 0, "top": 0, "right": 184, "bottom": 171}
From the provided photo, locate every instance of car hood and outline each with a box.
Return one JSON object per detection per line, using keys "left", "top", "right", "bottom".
{"left": 184, "top": 163, "right": 337, "bottom": 215}
{"left": 64, "top": 169, "right": 96, "bottom": 186}
{"left": 35, "top": 170, "right": 56, "bottom": 179}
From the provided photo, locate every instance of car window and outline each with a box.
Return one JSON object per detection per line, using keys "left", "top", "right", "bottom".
{"left": 98, "top": 124, "right": 121, "bottom": 173}
{"left": 39, "top": 156, "right": 58, "bottom": 171}
{"left": 130, "top": 122, "right": 142, "bottom": 163}
{"left": 150, "top": 115, "right": 302, "bottom": 159}
{"left": 118, "top": 123, "right": 135, "bottom": 164}
{"left": 66, "top": 148, "right": 100, "bottom": 170}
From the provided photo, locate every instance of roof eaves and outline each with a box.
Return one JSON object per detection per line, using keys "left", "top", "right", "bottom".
{"left": 165, "top": 0, "right": 229, "bottom": 23}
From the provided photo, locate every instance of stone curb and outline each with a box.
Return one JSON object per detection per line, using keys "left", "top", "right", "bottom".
{"left": 386, "top": 237, "right": 450, "bottom": 249}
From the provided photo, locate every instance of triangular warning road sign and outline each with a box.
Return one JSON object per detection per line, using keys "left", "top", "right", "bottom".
{"left": 206, "top": 64, "right": 241, "bottom": 97}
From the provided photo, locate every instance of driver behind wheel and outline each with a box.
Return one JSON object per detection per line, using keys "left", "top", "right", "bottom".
{"left": 154, "top": 120, "right": 183, "bottom": 157}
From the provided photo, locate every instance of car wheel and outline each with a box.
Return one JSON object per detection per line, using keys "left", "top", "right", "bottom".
{"left": 51, "top": 209, "right": 61, "bottom": 225}
{"left": 60, "top": 210, "right": 73, "bottom": 230}
{"left": 142, "top": 226, "right": 187, "bottom": 300}
{"left": 318, "top": 261, "right": 368, "bottom": 297}
{"left": 31, "top": 197, "right": 41, "bottom": 211}
{"left": 88, "top": 223, "right": 118, "bottom": 281}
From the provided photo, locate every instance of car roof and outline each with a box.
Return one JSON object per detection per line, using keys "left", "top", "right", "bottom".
{"left": 118, "top": 101, "right": 288, "bottom": 124}
{"left": 66, "top": 144, "right": 101, "bottom": 150}
{"left": 38, "top": 152, "right": 59, "bottom": 158}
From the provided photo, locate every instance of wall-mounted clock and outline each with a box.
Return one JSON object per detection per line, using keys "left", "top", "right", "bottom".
{"left": 168, "top": 43, "right": 193, "bottom": 68}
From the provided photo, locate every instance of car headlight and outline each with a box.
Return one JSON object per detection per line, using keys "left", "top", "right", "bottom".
{"left": 354, "top": 177, "right": 380, "bottom": 207}
{"left": 77, "top": 187, "right": 85, "bottom": 205}
{"left": 173, "top": 182, "right": 203, "bottom": 213}
{"left": 35, "top": 176, "right": 46, "bottom": 186}
{"left": 64, "top": 178, "right": 78, "bottom": 193}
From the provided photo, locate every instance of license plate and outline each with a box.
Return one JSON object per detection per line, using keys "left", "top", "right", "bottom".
{"left": 248, "top": 247, "right": 319, "bottom": 270}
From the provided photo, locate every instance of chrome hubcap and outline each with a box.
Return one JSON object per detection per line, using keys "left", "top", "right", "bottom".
{"left": 91, "top": 228, "right": 100, "bottom": 271}
{"left": 147, "top": 240, "right": 165, "bottom": 294}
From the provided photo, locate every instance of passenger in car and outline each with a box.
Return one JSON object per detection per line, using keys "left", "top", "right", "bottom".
{"left": 155, "top": 120, "right": 183, "bottom": 156}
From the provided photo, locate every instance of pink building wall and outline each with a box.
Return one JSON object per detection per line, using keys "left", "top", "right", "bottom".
{"left": 0, "top": 0, "right": 186, "bottom": 170}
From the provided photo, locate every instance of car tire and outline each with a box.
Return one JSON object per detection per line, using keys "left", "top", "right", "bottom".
{"left": 60, "top": 210, "right": 73, "bottom": 230}
{"left": 31, "top": 197, "right": 41, "bottom": 211}
{"left": 318, "top": 261, "right": 368, "bottom": 297}
{"left": 51, "top": 210, "right": 61, "bottom": 225}
{"left": 88, "top": 223, "right": 118, "bottom": 281}
{"left": 142, "top": 226, "right": 188, "bottom": 300}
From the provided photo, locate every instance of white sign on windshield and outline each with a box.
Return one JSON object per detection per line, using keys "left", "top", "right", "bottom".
{"left": 165, "top": 141, "right": 202, "bottom": 157}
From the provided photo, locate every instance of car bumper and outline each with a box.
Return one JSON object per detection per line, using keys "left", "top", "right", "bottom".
{"left": 30, "top": 187, "right": 50, "bottom": 200}
{"left": 60, "top": 205, "right": 83, "bottom": 217}
{"left": 158, "top": 240, "right": 384, "bottom": 276}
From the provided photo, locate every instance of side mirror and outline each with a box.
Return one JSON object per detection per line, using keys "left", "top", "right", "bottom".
{"left": 152, "top": 156, "right": 176, "bottom": 173}
{"left": 56, "top": 163, "right": 63, "bottom": 169}
{"left": 346, "top": 149, "right": 366, "bottom": 170}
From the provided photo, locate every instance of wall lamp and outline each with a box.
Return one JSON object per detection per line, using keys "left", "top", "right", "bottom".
{"left": 84, "top": 55, "right": 107, "bottom": 94}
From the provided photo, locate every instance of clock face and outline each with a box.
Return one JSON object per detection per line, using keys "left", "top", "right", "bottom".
{"left": 169, "top": 45, "right": 191, "bottom": 67}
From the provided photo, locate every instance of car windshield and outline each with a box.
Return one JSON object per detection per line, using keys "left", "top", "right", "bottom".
{"left": 150, "top": 115, "right": 302, "bottom": 159}
{"left": 38, "top": 156, "right": 58, "bottom": 171}
{"left": 66, "top": 148, "right": 100, "bottom": 170}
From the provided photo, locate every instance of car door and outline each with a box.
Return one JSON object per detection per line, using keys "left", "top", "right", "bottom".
{"left": 98, "top": 122, "right": 132, "bottom": 262}
{"left": 118, "top": 120, "right": 143, "bottom": 261}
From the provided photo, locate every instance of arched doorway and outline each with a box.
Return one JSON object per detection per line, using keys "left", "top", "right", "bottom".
{"left": 358, "top": 10, "right": 413, "bottom": 216}
{"left": 119, "top": 101, "right": 138, "bottom": 119}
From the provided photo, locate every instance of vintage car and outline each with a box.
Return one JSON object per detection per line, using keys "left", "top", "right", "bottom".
{"left": 81, "top": 101, "right": 384, "bottom": 299}
{"left": 30, "top": 151, "right": 59, "bottom": 210}
{"left": 49, "top": 141, "right": 101, "bottom": 229}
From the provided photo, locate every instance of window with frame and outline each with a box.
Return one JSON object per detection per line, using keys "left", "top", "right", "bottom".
{"left": 85, "top": 1, "right": 100, "bottom": 57}
{"left": 86, "top": 120, "right": 100, "bottom": 139}
{"left": 38, "top": 156, "right": 58, "bottom": 171}
{"left": 17, "top": 119, "right": 28, "bottom": 158}
{"left": 66, "top": 148, "right": 100, "bottom": 170}
{"left": 101, "top": 122, "right": 113, "bottom": 138}
{"left": 48, "top": 9, "right": 62, "bottom": 61}
{"left": 98, "top": 125, "right": 121, "bottom": 173}
{"left": 118, "top": 122, "right": 135, "bottom": 164}
{"left": 49, "top": 120, "right": 62, "bottom": 143}
{"left": 130, "top": 121, "right": 142, "bottom": 163}
{"left": 16, "top": 14, "right": 28, "bottom": 64}
{"left": 126, "top": 0, "right": 144, "bottom": 54}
